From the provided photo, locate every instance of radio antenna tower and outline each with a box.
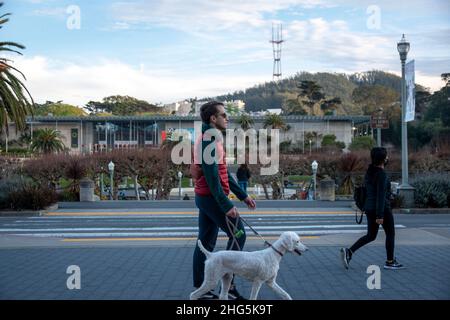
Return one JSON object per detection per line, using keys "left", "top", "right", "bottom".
{"left": 270, "top": 23, "right": 284, "bottom": 81}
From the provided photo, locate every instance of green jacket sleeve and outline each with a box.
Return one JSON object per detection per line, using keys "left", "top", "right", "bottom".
{"left": 201, "top": 140, "right": 234, "bottom": 214}
{"left": 228, "top": 172, "right": 248, "bottom": 201}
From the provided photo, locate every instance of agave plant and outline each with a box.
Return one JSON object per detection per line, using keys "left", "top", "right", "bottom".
{"left": 0, "top": 2, "right": 34, "bottom": 134}
{"left": 31, "top": 128, "right": 65, "bottom": 154}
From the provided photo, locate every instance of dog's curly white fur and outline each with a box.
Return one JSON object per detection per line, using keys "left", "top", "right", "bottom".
{"left": 190, "top": 231, "right": 308, "bottom": 300}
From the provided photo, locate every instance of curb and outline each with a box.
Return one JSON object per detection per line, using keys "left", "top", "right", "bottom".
{"left": 0, "top": 203, "right": 59, "bottom": 217}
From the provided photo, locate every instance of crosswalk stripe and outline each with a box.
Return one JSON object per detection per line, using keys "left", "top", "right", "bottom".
{"left": 45, "top": 211, "right": 354, "bottom": 216}
{"left": 0, "top": 224, "right": 406, "bottom": 232}
{"left": 6, "top": 229, "right": 385, "bottom": 238}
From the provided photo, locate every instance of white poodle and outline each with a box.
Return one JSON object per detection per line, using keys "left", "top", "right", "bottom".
{"left": 190, "top": 231, "right": 308, "bottom": 300}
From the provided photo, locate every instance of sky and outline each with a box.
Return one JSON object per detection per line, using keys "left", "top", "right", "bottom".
{"left": 2, "top": 0, "right": 450, "bottom": 107}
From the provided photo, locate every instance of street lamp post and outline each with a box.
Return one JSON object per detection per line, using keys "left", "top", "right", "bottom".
{"left": 311, "top": 160, "right": 318, "bottom": 200}
{"left": 108, "top": 161, "right": 115, "bottom": 200}
{"left": 178, "top": 171, "right": 183, "bottom": 200}
{"left": 100, "top": 166, "right": 104, "bottom": 199}
{"left": 397, "top": 34, "right": 415, "bottom": 207}
{"left": 309, "top": 140, "right": 312, "bottom": 155}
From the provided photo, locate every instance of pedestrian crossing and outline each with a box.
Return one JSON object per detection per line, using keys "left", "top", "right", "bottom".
{"left": 0, "top": 212, "right": 406, "bottom": 240}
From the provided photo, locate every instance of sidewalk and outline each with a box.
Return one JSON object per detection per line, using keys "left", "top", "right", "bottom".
{"left": 0, "top": 228, "right": 449, "bottom": 300}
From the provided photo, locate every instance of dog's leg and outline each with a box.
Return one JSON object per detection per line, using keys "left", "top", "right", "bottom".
{"left": 190, "top": 280, "right": 218, "bottom": 300}
{"left": 250, "top": 280, "right": 263, "bottom": 300}
{"left": 219, "top": 273, "right": 233, "bottom": 300}
{"left": 190, "top": 263, "right": 220, "bottom": 300}
{"left": 267, "top": 280, "right": 292, "bottom": 300}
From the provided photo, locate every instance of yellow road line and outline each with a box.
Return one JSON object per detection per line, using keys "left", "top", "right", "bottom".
{"left": 47, "top": 211, "right": 352, "bottom": 216}
{"left": 61, "top": 236, "right": 319, "bottom": 242}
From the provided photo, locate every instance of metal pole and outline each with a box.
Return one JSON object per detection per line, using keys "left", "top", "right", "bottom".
{"left": 100, "top": 172, "right": 104, "bottom": 198}
{"left": 401, "top": 59, "right": 410, "bottom": 187}
{"left": 110, "top": 170, "right": 114, "bottom": 200}
{"left": 302, "top": 121, "right": 305, "bottom": 154}
{"left": 313, "top": 173, "right": 316, "bottom": 200}
{"left": 377, "top": 128, "right": 381, "bottom": 147}
{"left": 179, "top": 178, "right": 182, "bottom": 200}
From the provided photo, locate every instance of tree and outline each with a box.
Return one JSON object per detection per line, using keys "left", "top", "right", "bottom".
{"left": 85, "top": 95, "right": 160, "bottom": 115}
{"left": 283, "top": 98, "right": 307, "bottom": 115}
{"left": 31, "top": 128, "right": 65, "bottom": 154}
{"left": 35, "top": 101, "right": 87, "bottom": 116}
{"left": 321, "top": 134, "right": 345, "bottom": 150}
{"left": 0, "top": 2, "right": 34, "bottom": 134}
{"left": 236, "top": 113, "right": 254, "bottom": 130}
{"left": 349, "top": 136, "right": 375, "bottom": 151}
{"left": 425, "top": 83, "right": 450, "bottom": 127}
{"left": 441, "top": 73, "right": 450, "bottom": 87}
{"left": 352, "top": 85, "right": 399, "bottom": 115}
{"left": 320, "top": 97, "right": 342, "bottom": 115}
{"left": 225, "top": 103, "right": 240, "bottom": 116}
{"left": 263, "top": 113, "right": 288, "bottom": 131}
{"left": 297, "top": 80, "right": 325, "bottom": 114}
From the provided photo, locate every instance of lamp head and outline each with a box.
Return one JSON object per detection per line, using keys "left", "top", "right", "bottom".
{"left": 312, "top": 160, "right": 318, "bottom": 172}
{"left": 397, "top": 34, "right": 410, "bottom": 61}
{"left": 108, "top": 161, "right": 115, "bottom": 172}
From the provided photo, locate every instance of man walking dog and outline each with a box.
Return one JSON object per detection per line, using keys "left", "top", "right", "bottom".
{"left": 192, "top": 101, "right": 256, "bottom": 300}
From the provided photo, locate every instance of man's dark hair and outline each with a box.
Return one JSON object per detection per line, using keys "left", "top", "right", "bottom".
{"left": 200, "top": 101, "right": 223, "bottom": 124}
{"left": 370, "top": 147, "right": 388, "bottom": 166}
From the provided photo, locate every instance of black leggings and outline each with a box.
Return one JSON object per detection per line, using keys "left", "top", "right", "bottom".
{"left": 350, "top": 209, "right": 395, "bottom": 261}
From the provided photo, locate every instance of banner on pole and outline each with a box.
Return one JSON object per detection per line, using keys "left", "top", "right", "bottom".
{"left": 405, "top": 60, "right": 415, "bottom": 122}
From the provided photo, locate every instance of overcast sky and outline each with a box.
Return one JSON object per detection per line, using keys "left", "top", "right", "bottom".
{"left": 3, "top": 0, "right": 450, "bottom": 107}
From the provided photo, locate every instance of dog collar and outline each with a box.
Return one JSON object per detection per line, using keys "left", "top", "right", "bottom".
{"left": 265, "top": 241, "right": 283, "bottom": 257}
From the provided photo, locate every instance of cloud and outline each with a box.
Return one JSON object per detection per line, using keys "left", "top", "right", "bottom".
{"left": 31, "top": 7, "right": 66, "bottom": 17}
{"left": 11, "top": 56, "right": 268, "bottom": 106}
{"left": 110, "top": 0, "right": 326, "bottom": 33}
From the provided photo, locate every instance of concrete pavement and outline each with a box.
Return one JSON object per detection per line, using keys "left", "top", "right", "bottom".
{"left": 0, "top": 227, "right": 449, "bottom": 300}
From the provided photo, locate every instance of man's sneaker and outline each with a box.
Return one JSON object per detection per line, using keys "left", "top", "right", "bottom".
{"left": 227, "top": 286, "right": 246, "bottom": 300}
{"left": 384, "top": 259, "right": 405, "bottom": 270}
{"left": 340, "top": 248, "right": 351, "bottom": 269}
{"left": 198, "top": 290, "right": 219, "bottom": 300}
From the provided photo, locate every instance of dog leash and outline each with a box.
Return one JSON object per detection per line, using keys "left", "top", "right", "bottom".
{"left": 225, "top": 215, "right": 288, "bottom": 257}
{"left": 238, "top": 215, "right": 286, "bottom": 257}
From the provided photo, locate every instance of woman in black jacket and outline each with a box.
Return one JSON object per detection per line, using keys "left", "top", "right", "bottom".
{"left": 341, "top": 147, "right": 405, "bottom": 270}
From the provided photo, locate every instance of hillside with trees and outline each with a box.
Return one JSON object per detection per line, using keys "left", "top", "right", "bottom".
{"left": 215, "top": 70, "right": 427, "bottom": 116}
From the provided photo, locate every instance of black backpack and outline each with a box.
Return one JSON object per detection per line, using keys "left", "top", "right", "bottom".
{"left": 353, "top": 185, "right": 366, "bottom": 224}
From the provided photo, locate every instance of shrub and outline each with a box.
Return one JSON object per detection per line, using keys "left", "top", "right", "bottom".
{"left": 0, "top": 176, "right": 24, "bottom": 209}
{"left": 349, "top": 136, "right": 375, "bottom": 151}
{"left": 411, "top": 174, "right": 450, "bottom": 208}
{"left": 8, "top": 183, "right": 58, "bottom": 210}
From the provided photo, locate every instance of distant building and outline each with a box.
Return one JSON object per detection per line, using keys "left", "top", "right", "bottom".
{"left": 266, "top": 108, "right": 282, "bottom": 115}
{"left": 163, "top": 101, "right": 193, "bottom": 116}
{"left": 2, "top": 115, "right": 370, "bottom": 154}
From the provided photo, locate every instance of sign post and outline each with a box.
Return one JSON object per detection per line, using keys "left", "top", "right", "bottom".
{"left": 370, "top": 109, "right": 389, "bottom": 147}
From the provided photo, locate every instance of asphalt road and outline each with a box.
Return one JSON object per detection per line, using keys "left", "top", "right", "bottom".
{"left": 0, "top": 208, "right": 449, "bottom": 246}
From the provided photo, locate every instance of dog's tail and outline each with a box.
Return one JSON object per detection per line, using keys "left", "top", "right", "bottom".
{"left": 197, "top": 240, "right": 211, "bottom": 258}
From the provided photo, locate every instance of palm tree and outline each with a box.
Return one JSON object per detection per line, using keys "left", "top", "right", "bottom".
{"left": 31, "top": 128, "right": 65, "bottom": 154}
{"left": 236, "top": 113, "right": 254, "bottom": 130}
{"left": 0, "top": 2, "right": 34, "bottom": 134}
{"left": 263, "top": 113, "right": 288, "bottom": 131}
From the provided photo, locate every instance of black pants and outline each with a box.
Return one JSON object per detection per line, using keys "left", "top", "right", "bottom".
{"left": 350, "top": 209, "right": 395, "bottom": 261}
{"left": 193, "top": 195, "right": 246, "bottom": 288}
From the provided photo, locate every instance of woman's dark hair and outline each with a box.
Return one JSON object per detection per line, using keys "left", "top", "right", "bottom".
{"left": 370, "top": 147, "right": 388, "bottom": 166}
{"left": 200, "top": 101, "right": 223, "bottom": 124}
